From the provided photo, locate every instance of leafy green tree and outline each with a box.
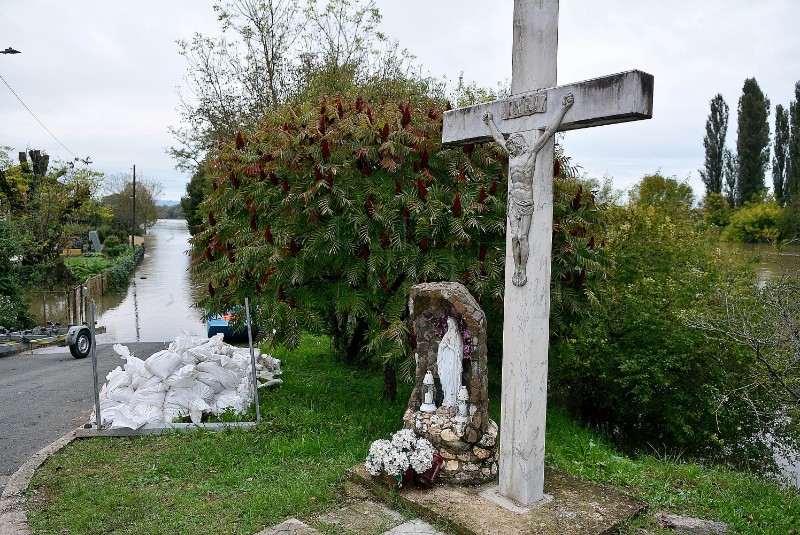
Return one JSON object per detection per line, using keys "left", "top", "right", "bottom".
{"left": 170, "top": 0, "right": 436, "bottom": 172}
{"left": 702, "top": 192, "right": 730, "bottom": 227}
{"left": 700, "top": 94, "right": 728, "bottom": 195}
{"left": 777, "top": 200, "right": 800, "bottom": 240}
{"left": 723, "top": 148, "right": 738, "bottom": 206}
{"left": 772, "top": 104, "right": 790, "bottom": 204}
{"left": 157, "top": 204, "right": 184, "bottom": 220}
{"left": 628, "top": 172, "right": 694, "bottom": 215}
{"left": 102, "top": 173, "right": 163, "bottom": 237}
{"left": 191, "top": 96, "right": 608, "bottom": 398}
{"left": 181, "top": 168, "right": 212, "bottom": 234}
{"left": 0, "top": 218, "right": 34, "bottom": 329}
{"left": 7, "top": 153, "right": 109, "bottom": 285}
{"left": 722, "top": 196, "right": 783, "bottom": 243}
{"left": 736, "top": 78, "right": 771, "bottom": 204}
{"left": 788, "top": 81, "right": 800, "bottom": 204}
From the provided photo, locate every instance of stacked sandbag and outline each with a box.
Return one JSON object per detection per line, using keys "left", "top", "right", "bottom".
{"left": 91, "top": 333, "right": 282, "bottom": 429}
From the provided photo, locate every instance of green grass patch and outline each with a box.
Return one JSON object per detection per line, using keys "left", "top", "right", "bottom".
{"left": 26, "top": 335, "right": 799, "bottom": 534}
{"left": 27, "top": 335, "right": 412, "bottom": 534}
{"left": 63, "top": 246, "right": 144, "bottom": 290}
{"left": 63, "top": 253, "right": 113, "bottom": 281}
{"left": 545, "top": 408, "right": 800, "bottom": 533}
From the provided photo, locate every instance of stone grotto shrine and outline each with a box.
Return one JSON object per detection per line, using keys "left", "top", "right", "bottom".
{"left": 403, "top": 282, "right": 499, "bottom": 485}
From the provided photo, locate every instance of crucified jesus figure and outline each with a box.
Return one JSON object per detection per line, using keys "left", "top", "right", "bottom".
{"left": 483, "top": 93, "right": 574, "bottom": 286}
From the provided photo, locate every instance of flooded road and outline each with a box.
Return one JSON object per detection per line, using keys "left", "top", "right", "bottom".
{"left": 96, "top": 219, "right": 206, "bottom": 342}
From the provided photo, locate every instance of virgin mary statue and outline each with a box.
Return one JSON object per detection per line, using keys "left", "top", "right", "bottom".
{"left": 437, "top": 316, "right": 463, "bottom": 407}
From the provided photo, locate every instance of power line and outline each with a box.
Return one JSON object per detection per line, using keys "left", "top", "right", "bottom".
{"left": 0, "top": 72, "right": 78, "bottom": 159}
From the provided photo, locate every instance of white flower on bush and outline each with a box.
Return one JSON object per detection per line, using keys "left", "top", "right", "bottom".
{"left": 364, "top": 428, "right": 435, "bottom": 478}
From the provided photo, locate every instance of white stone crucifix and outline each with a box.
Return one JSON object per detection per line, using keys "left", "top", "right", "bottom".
{"left": 441, "top": 0, "right": 653, "bottom": 506}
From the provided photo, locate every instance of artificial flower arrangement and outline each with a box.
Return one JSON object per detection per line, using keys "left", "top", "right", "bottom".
{"left": 365, "top": 428, "right": 443, "bottom": 489}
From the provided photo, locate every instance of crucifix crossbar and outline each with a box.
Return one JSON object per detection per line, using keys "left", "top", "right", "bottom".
{"left": 443, "top": 70, "right": 653, "bottom": 145}
{"left": 441, "top": 0, "right": 654, "bottom": 509}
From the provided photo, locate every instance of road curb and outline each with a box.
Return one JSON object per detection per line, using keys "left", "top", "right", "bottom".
{"left": 0, "top": 430, "right": 77, "bottom": 535}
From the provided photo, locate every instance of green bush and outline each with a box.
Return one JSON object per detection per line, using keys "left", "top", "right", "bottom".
{"left": 96, "top": 224, "right": 127, "bottom": 243}
{"left": 107, "top": 246, "right": 144, "bottom": 290}
{"left": 722, "top": 199, "right": 782, "bottom": 243}
{"left": 102, "top": 235, "right": 126, "bottom": 258}
{"left": 777, "top": 201, "right": 800, "bottom": 241}
{"left": 550, "top": 194, "right": 763, "bottom": 459}
{"left": 64, "top": 254, "right": 111, "bottom": 282}
{"left": 0, "top": 219, "right": 35, "bottom": 329}
{"left": 702, "top": 192, "right": 731, "bottom": 227}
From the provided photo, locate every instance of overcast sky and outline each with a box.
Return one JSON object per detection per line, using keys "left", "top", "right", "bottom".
{"left": 2, "top": 1, "right": 799, "bottom": 201}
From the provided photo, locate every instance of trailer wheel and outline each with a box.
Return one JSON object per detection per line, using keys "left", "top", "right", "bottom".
{"left": 69, "top": 329, "right": 92, "bottom": 359}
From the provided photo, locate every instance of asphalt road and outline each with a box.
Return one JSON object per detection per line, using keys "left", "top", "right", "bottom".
{"left": 0, "top": 342, "right": 168, "bottom": 480}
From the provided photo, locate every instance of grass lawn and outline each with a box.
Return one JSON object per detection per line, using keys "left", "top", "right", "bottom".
{"left": 63, "top": 253, "right": 113, "bottom": 282}
{"left": 26, "top": 334, "right": 800, "bottom": 534}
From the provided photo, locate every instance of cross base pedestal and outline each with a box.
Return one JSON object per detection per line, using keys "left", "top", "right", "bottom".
{"left": 348, "top": 464, "right": 646, "bottom": 535}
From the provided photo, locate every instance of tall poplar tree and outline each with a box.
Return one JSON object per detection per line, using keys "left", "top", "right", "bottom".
{"left": 788, "top": 81, "right": 800, "bottom": 204}
{"left": 700, "top": 94, "right": 728, "bottom": 195}
{"left": 723, "top": 148, "right": 738, "bottom": 206}
{"left": 772, "top": 104, "right": 790, "bottom": 204}
{"left": 736, "top": 78, "right": 771, "bottom": 204}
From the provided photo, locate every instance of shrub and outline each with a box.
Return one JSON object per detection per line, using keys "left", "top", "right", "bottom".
{"left": 777, "top": 201, "right": 800, "bottom": 241}
{"left": 64, "top": 254, "right": 111, "bottom": 282}
{"left": 102, "top": 235, "right": 126, "bottom": 258}
{"left": 550, "top": 192, "right": 762, "bottom": 457}
{"left": 191, "top": 95, "right": 608, "bottom": 384}
{"left": 702, "top": 192, "right": 731, "bottom": 227}
{"left": 722, "top": 199, "right": 782, "bottom": 243}
{"left": 107, "top": 246, "right": 144, "bottom": 290}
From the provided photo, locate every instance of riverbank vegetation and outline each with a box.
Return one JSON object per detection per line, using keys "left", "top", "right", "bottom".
{"left": 0, "top": 148, "right": 107, "bottom": 328}
{"left": 0, "top": 146, "right": 163, "bottom": 328}
{"left": 186, "top": 94, "right": 799, "bottom": 473}
{"left": 699, "top": 79, "right": 800, "bottom": 243}
{"left": 26, "top": 335, "right": 800, "bottom": 534}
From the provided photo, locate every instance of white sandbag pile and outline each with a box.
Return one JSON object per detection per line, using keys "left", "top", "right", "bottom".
{"left": 92, "top": 333, "right": 282, "bottom": 429}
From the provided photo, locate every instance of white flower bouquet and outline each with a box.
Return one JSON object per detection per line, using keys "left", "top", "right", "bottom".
{"left": 365, "top": 428, "right": 438, "bottom": 487}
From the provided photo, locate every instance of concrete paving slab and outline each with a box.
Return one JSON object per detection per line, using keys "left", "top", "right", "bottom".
{"left": 255, "top": 518, "right": 322, "bottom": 535}
{"left": 349, "top": 464, "right": 646, "bottom": 535}
{"left": 313, "top": 501, "right": 404, "bottom": 534}
{"left": 382, "top": 519, "right": 449, "bottom": 534}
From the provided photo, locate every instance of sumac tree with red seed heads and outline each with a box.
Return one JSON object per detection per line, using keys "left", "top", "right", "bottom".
{"left": 191, "top": 96, "right": 606, "bottom": 394}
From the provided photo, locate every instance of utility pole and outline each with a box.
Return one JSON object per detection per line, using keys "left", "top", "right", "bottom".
{"left": 131, "top": 164, "right": 136, "bottom": 248}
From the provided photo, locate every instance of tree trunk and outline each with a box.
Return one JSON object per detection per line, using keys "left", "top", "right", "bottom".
{"left": 382, "top": 360, "right": 397, "bottom": 402}
{"left": 345, "top": 316, "right": 368, "bottom": 364}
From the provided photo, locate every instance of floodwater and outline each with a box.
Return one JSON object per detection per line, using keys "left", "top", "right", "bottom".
{"left": 29, "top": 220, "right": 206, "bottom": 341}
{"left": 58, "top": 219, "right": 206, "bottom": 343}
{"left": 718, "top": 242, "right": 800, "bottom": 282}
{"left": 94, "top": 219, "right": 206, "bottom": 342}
{"left": 719, "top": 242, "right": 800, "bottom": 487}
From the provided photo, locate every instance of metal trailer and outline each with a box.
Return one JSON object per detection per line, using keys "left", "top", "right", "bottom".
{"left": 0, "top": 323, "right": 105, "bottom": 358}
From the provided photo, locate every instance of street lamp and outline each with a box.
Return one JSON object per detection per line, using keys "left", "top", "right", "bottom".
{"left": 1, "top": 47, "right": 21, "bottom": 55}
